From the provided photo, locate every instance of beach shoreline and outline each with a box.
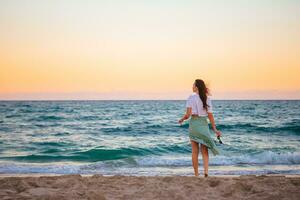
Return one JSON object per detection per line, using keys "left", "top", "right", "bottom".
{"left": 1, "top": 174, "right": 299, "bottom": 200}
{"left": 1, "top": 173, "right": 300, "bottom": 178}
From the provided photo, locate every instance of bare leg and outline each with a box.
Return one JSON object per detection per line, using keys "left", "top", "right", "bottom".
{"left": 190, "top": 140, "right": 199, "bottom": 176}
{"left": 201, "top": 144, "right": 209, "bottom": 177}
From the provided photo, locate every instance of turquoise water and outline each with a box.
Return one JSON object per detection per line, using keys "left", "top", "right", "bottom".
{"left": 0, "top": 100, "right": 299, "bottom": 175}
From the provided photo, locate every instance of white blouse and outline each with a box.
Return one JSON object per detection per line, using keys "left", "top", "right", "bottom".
{"left": 185, "top": 92, "right": 213, "bottom": 116}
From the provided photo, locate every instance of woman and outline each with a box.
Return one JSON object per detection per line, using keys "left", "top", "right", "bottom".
{"left": 178, "top": 79, "right": 222, "bottom": 177}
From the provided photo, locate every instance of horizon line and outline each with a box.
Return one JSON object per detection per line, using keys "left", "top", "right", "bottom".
{"left": 0, "top": 99, "right": 299, "bottom": 101}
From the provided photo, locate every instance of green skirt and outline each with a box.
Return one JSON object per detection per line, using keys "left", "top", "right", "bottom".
{"left": 188, "top": 116, "right": 220, "bottom": 156}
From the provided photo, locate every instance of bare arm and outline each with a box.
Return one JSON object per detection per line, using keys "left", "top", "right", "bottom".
{"left": 207, "top": 113, "right": 217, "bottom": 131}
{"left": 178, "top": 107, "right": 192, "bottom": 125}
{"left": 207, "top": 112, "right": 222, "bottom": 137}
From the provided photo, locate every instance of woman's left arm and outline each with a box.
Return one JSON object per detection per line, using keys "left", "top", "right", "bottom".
{"left": 207, "top": 113, "right": 222, "bottom": 137}
{"left": 178, "top": 107, "right": 192, "bottom": 125}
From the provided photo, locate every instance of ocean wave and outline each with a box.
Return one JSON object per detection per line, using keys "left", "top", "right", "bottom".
{"left": 0, "top": 144, "right": 190, "bottom": 162}
{"left": 1, "top": 148, "right": 299, "bottom": 168}
{"left": 136, "top": 151, "right": 300, "bottom": 167}
{"left": 145, "top": 124, "right": 163, "bottom": 128}
{"left": 76, "top": 115, "right": 101, "bottom": 121}
{"left": 0, "top": 151, "right": 300, "bottom": 175}
{"left": 0, "top": 163, "right": 299, "bottom": 175}
{"left": 28, "top": 115, "right": 66, "bottom": 122}
{"left": 0, "top": 126, "right": 13, "bottom": 132}
{"left": 100, "top": 123, "right": 168, "bottom": 132}
{"left": 179, "top": 123, "right": 189, "bottom": 128}
{"left": 101, "top": 127, "right": 133, "bottom": 133}
{"left": 5, "top": 114, "right": 23, "bottom": 118}
{"left": 217, "top": 123, "right": 300, "bottom": 134}
{"left": 32, "top": 141, "right": 72, "bottom": 147}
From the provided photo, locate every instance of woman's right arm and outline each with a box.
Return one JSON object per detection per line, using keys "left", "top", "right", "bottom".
{"left": 178, "top": 107, "right": 192, "bottom": 125}
{"left": 178, "top": 95, "right": 193, "bottom": 125}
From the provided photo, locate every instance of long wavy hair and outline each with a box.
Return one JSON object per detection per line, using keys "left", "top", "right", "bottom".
{"left": 194, "top": 79, "right": 210, "bottom": 111}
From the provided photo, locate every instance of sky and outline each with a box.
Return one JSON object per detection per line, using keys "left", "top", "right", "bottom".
{"left": 0, "top": 0, "right": 299, "bottom": 100}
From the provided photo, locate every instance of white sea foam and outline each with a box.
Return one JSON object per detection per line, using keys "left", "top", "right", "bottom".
{"left": 136, "top": 151, "right": 300, "bottom": 166}
{"left": 0, "top": 151, "right": 300, "bottom": 175}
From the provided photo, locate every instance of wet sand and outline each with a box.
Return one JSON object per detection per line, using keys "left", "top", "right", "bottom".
{"left": 0, "top": 174, "right": 299, "bottom": 200}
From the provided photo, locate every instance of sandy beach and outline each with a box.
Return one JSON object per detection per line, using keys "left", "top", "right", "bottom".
{"left": 0, "top": 174, "right": 299, "bottom": 200}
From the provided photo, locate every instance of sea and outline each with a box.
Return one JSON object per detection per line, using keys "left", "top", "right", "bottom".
{"left": 0, "top": 100, "right": 299, "bottom": 176}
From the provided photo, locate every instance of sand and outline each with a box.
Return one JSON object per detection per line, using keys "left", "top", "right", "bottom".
{"left": 0, "top": 174, "right": 299, "bottom": 200}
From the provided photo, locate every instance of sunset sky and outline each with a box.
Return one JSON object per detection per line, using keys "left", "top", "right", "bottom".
{"left": 0, "top": 0, "right": 299, "bottom": 100}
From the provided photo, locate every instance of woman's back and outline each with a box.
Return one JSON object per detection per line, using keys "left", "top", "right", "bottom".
{"left": 186, "top": 92, "right": 213, "bottom": 116}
